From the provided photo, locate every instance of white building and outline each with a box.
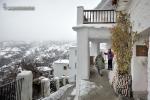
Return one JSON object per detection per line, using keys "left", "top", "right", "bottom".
{"left": 69, "top": 46, "right": 77, "bottom": 83}
{"left": 52, "top": 47, "right": 77, "bottom": 83}
{"left": 73, "top": 0, "right": 115, "bottom": 98}
{"left": 52, "top": 59, "right": 69, "bottom": 78}
{"left": 37, "top": 66, "right": 53, "bottom": 77}
{"left": 73, "top": 0, "right": 150, "bottom": 99}
{"left": 116, "top": 0, "right": 150, "bottom": 99}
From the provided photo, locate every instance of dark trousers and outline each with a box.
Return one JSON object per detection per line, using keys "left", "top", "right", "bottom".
{"left": 108, "top": 59, "right": 112, "bottom": 70}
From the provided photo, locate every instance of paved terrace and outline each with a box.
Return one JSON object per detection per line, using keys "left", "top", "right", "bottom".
{"left": 78, "top": 67, "right": 134, "bottom": 100}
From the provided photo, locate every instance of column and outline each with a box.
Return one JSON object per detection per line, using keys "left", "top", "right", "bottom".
{"left": 17, "top": 71, "right": 33, "bottom": 100}
{"left": 90, "top": 41, "right": 100, "bottom": 58}
{"left": 61, "top": 76, "right": 67, "bottom": 85}
{"left": 77, "top": 30, "right": 90, "bottom": 79}
{"left": 41, "top": 78, "right": 50, "bottom": 97}
{"left": 76, "top": 30, "right": 90, "bottom": 99}
{"left": 148, "top": 36, "right": 150, "bottom": 100}
{"left": 55, "top": 77, "right": 60, "bottom": 90}
{"left": 77, "top": 6, "right": 84, "bottom": 25}
{"left": 77, "top": 30, "right": 89, "bottom": 80}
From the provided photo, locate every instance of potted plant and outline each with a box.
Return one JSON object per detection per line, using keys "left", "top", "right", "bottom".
{"left": 112, "top": 0, "right": 118, "bottom": 5}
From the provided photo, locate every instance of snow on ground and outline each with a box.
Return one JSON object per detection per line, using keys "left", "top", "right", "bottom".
{"left": 0, "top": 52, "right": 6, "bottom": 56}
{"left": 4, "top": 54, "right": 13, "bottom": 58}
{"left": 11, "top": 47, "right": 21, "bottom": 52}
{"left": 0, "top": 65, "right": 8, "bottom": 69}
{"left": 42, "top": 84, "right": 73, "bottom": 100}
{"left": 2, "top": 47, "right": 11, "bottom": 52}
{"left": 73, "top": 80, "right": 103, "bottom": 100}
{"left": 25, "top": 48, "right": 36, "bottom": 56}
{"left": 79, "top": 80, "right": 102, "bottom": 96}
{"left": 37, "top": 66, "right": 52, "bottom": 72}
{"left": 108, "top": 58, "right": 117, "bottom": 85}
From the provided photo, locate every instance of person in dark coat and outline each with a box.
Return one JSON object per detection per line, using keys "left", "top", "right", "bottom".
{"left": 95, "top": 52, "right": 105, "bottom": 76}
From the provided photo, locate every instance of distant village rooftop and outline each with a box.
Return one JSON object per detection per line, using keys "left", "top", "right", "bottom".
{"left": 37, "top": 66, "right": 52, "bottom": 72}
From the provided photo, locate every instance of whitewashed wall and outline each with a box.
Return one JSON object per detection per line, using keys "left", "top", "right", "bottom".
{"left": 90, "top": 41, "right": 100, "bottom": 58}
{"left": 127, "top": 0, "right": 150, "bottom": 33}
{"left": 69, "top": 47, "right": 77, "bottom": 83}
{"left": 53, "top": 63, "right": 69, "bottom": 78}
{"left": 131, "top": 40, "right": 148, "bottom": 93}
{"left": 126, "top": 0, "right": 150, "bottom": 98}
{"left": 148, "top": 36, "right": 150, "bottom": 100}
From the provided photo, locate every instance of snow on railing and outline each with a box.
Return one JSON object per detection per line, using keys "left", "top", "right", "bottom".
{"left": 42, "top": 84, "right": 74, "bottom": 100}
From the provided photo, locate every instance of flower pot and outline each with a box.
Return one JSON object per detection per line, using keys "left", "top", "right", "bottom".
{"left": 113, "top": 74, "right": 132, "bottom": 97}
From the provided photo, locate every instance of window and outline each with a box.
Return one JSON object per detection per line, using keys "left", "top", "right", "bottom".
{"left": 64, "top": 66, "right": 67, "bottom": 70}
{"left": 75, "top": 50, "right": 77, "bottom": 56}
{"left": 75, "top": 63, "right": 77, "bottom": 69}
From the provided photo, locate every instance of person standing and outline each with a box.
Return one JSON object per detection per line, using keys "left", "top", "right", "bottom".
{"left": 104, "top": 49, "right": 114, "bottom": 70}
{"left": 95, "top": 52, "right": 105, "bottom": 76}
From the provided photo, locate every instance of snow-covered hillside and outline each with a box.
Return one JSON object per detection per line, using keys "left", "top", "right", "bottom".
{"left": 0, "top": 41, "right": 76, "bottom": 68}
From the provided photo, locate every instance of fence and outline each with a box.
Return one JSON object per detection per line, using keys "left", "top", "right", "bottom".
{"left": 0, "top": 78, "right": 24, "bottom": 100}
{"left": 50, "top": 79, "right": 57, "bottom": 93}
{"left": 50, "top": 77, "right": 69, "bottom": 93}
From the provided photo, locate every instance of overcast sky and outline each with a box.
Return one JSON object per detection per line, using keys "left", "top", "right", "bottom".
{"left": 0, "top": 0, "right": 101, "bottom": 41}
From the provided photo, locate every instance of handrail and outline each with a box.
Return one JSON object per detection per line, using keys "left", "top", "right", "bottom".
{"left": 0, "top": 78, "right": 24, "bottom": 100}
{"left": 83, "top": 10, "right": 116, "bottom": 24}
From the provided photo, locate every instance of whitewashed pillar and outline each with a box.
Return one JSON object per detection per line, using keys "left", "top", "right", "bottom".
{"left": 61, "top": 76, "right": 66, "bottom": 86}
{"left": 76, "top": 29, "right": 90, "bottom": 100}
{"left": 41, "top": 78, "right": 50, "bottom": 97}
{"left": 90, "top": 41, "right": 100, "bottom": 57}
{"left": 77, "top": 30, "right": 89, "bottom": 80}
{"left": 148, "top": 36, "right": 150, "bottom": 100}
{"left": 55, "top": 78, "right": 60, "bottom": 90}
{"left": 77, "top": 6, "right": 84, "bottom": 25}
{"left": 17, "top": 71, "right": 33, "bottom": 100}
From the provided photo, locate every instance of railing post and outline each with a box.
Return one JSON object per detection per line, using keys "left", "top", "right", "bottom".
{"left": 55, "top": 77, "right": 60, "bottom": 90}
{"left": 17, "top": 71, "right": 33, "bottom": 100}
{"left": 80, "top": 10, "right": 116, "bottom": 24}
{"left": 77, "top": 6, "right": 84, "bottom": 25}
{"left": 148, "top": 36, "right": 150, "bottom": 100}
{"left": 41, "top": 78, "right": 50, "bottom": 97}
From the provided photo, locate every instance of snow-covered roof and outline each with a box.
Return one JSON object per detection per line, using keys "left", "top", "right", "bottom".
{"left": 37, "top": 66, "right": 52, "bottom": 71}
{"left": 73, "top": 24, "right": 115, "bottom": 30}
{"left": 69, "top": 46, "right": 76, "bottom": 48}
{"left": 95, "top": 0, "right": 115, "bottom": 10}
{"left": 54, "top": 59, "right": 69, "bottom": 64}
